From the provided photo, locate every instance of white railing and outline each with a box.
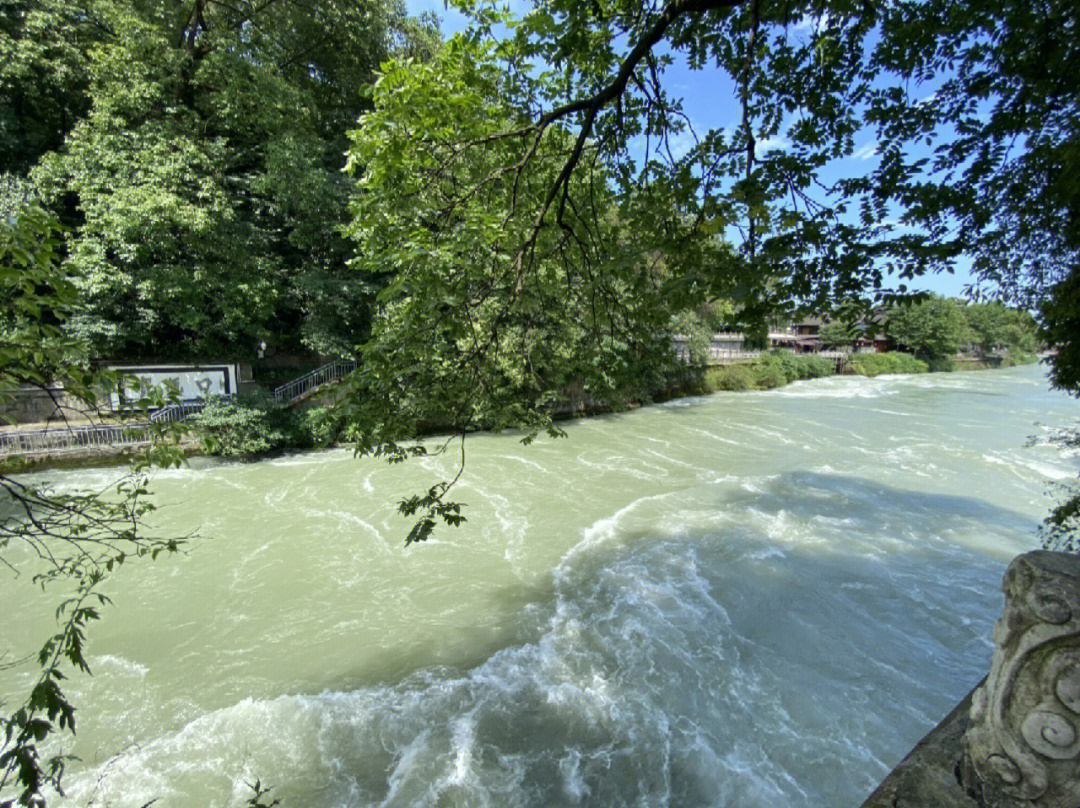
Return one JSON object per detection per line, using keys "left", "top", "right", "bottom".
{"left": 272, "top": 361, "right": 356, "bottom": 405}
{"left": 674, "top": 340, "right": 855, "bottom": 366}
{"left": 1, "top": 361, "right": 357, "bottom": 458}
{"left": 149, "top": 401, "right": 207, "bottom": 424}
{"left": 673, "top": 344, "right": 763, "bottom": 364}
{"left": 0, "top": 421, "right": 153, "bottom": 456}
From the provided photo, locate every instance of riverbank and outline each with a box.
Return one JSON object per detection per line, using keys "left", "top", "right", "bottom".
{"left": 671, "top": 350, "right": 1037, "bottom": 396}
{"left": 0, "top": 350, "right": 1040, "bottom": 472}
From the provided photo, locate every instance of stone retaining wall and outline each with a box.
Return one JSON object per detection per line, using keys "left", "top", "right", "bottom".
{"left": 0, "top": 386, "right": 94, "bottom": 426}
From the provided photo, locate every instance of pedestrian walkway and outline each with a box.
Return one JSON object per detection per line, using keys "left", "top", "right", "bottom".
{"left": 0, "top": 360, "right": 356, "bottom": 458}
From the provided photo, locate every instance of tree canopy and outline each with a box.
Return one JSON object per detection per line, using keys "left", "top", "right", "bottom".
{"left": 818, "top": 319, "right": 862, "bottom": 349}
{"left": 2, "top": 0, "right": 439, "bottom": 361}
{"left": 885, "top": 295, "right": 967, "bottom": 360}
{"left": 336, "top": 0, "right": 1078, "bottom": 537}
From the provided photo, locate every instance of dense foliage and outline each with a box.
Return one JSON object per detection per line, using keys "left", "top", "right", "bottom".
{"left": 691, "top": 348, "right": 928, "bottom": 392}
{"left": 338, "top": 35, "right": 729, "bottom": 539}
{"left": 191, "top": 395, "right": 343, "bottom": 457}
{"left": 818, "top": 319, "right": 862, "bottom": 349}
{"left": 885, "top": 296, "right": 968, "bottom": 360}
{"left": 191, "top": 394, "right": 304, "bottom": 457}
{"left": 847, "top": 351, "right": 929, "bottom": 377}
{"left": 2, "top": 0, "right": 439, "bottom": 361}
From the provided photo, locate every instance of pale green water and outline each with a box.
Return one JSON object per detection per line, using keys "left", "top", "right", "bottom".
{"left": 3, "top": 364, "right": 1078, "bottom": 807}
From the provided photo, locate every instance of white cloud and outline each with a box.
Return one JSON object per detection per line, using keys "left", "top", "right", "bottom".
{"left": 787, "top": 13, "right": 831, "bottom": 35}
{"left": 755, "top": 135, "right": 791, "bottom": 157}
{"left": 666, "top": 129, "right": 698, "bottom": 160}
{"left": 851, "top": 141, "right": 879, "bottom": 161}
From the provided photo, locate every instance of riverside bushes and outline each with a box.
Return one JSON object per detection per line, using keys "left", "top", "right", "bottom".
{"left": 846, "top": 351, "right": 929, "bottom": 376}
{"left": 703, "top": 364, "right": 758, "bottom": 391}
{"left": 774, "top": 351, "right": 835, "bottom": 381}
{"left": 191, "top": 394, "right": 311, "bottom": 457}
{"left": 694, "top": 349, "right": 937, "bottom": 392}
{"left": 191, "top": 396, "right": 348, "bottom": 457}
{"left": 700, "top": 350, "right": 840, "bottom": 392}
{"left": 1005, "top": 351, "right": 1038, "bottom": 367}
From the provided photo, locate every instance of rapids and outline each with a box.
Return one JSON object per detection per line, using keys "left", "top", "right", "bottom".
{"left": 2, "top": 363, "right": 1078, "bottom": 807}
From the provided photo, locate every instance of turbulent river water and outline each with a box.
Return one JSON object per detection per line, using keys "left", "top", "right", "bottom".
{"left": 3, "top": 363, "right": 1079, "bottom": 807}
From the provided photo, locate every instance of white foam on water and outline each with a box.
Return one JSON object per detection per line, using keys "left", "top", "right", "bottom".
{"left": 92, "top": 655, "right": 150, "bottom": 677}
{"left": 52, "top": 523, "right": 1009, "bottom": 808}
{"left": 683, "top": 426, "right": 743, "bottom": 446}
{"left": 557, "top": 750, "right": 590, "bottom": 803}
{"left": 983, "top": 452, "right": 1076, "bottom": 481}
{"left": 769, "top": 375, "right": 902, "bottom": 399}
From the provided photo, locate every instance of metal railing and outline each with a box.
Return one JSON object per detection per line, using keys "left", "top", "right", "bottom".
{"left": 0, "top": 361, "right": 359, "bottom": 458}
{"left": 0, "top": 403, "right": 208, "bottom": 458}
{"left": 673, "top": 345, "right": 764, "bottom": 364}
{"left": 0, "top": 421, "right": 154, "bottom": 457}
{"left": 149, "top": 401, "right": 207, "bottom": 424}
{"left": 674, "top": 341, "right": 860, "bottom": 366}
{"left": 272, "top": 361, "right": 356, "bottom": 405}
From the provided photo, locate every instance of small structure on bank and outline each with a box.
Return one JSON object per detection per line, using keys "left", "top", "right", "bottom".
{"left": 108, "top": 362, "right": 245, "bottom": 409}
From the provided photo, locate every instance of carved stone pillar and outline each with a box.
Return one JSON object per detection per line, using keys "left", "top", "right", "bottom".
{"left": 962, "top": 550, "right": 1080, "bottom": 806}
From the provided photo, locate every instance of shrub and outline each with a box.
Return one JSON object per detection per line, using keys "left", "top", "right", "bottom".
{"left": 1007, "top": 351, "right": 1038, "bottom": 366}
{"left": 699, "top": 351, "right": 839, "bottom": 393}
{"left": 191, "top": 393, "right": 308, "bottom": 457}
{"left": 770, "top": 349, "right": 803, "bottom": 383}
{"left": 301, "top": 405, "right": 344, "bottom": 447}
{"left": 770, "top": 349, "right": 835, "bottom": 381}
{"left": 848, "top": 351, "right": 929, "bottom": 376}
{"left": 927, "top": 356, "right": 956, "bottom": 372}
{"left": 704, "top": 364, "right": 757, "bottom": 391}
{"left": 799, "top": 354, "right": 837, "bottom": 379}
{"left": 753, "top": 353, "right": 789, "bottom": 389}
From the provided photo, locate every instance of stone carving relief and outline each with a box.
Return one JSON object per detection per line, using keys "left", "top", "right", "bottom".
{"left": 962, "top": 551, "right": 1080, "bottom": 806}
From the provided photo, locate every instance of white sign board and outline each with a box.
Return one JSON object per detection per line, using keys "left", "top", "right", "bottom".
{"left": 108, "top": 364, "right": 238, "bottom": 409}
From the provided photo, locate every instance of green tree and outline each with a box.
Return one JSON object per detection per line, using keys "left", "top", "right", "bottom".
{"left": 0, "top": 0, "right": 107, "bottom": 175}
{"left": 341, "top": 36, "right": 719, "bottom": 540}
{"left": 960, "top": 301, "right": 1038, "bottom": 357}
{"left": 337, "top": 0, "right": 923, "bottom": 538}
{"left": 10, "top": 0, "right": 438, "bottom": 361}
{"left": 818, "top": 319, "right": 861, "bottom": 349}
{"left": 885, "top": 296, "right": 967, "bottom": 360}
{"left": 963, "top": 302, "right": 1012, "bottom": 356}
{"left": 335, "top": 0, "right": 1079, "bottom": 540}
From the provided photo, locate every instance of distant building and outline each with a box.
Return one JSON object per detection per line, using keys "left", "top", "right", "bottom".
{"left": 769, "top": 314, "right": 889, "bottom": 353}
{"left": 769, "top": 317, "right": 824, "bottom": 353}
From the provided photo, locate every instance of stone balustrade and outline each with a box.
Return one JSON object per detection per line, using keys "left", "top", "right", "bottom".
{"left": 862, "top": 551, "right": 1080, "bottom": 808}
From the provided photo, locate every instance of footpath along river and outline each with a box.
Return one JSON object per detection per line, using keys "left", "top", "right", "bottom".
{"left": 2, "top": 363, "right": 1079, "bottom": 807}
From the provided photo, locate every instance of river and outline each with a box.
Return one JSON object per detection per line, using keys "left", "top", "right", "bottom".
{"left": 3, "top": 363, "right": 1078, "bottom": 807}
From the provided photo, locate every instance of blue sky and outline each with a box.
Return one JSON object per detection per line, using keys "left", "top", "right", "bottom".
{"left": 404, "top": 1, "right": 975, "bottom": 300}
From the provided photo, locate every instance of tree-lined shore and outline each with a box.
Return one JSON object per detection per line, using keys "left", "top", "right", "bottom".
{"left": 3, "top": 0, "right": 1079, "bottom": 804}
